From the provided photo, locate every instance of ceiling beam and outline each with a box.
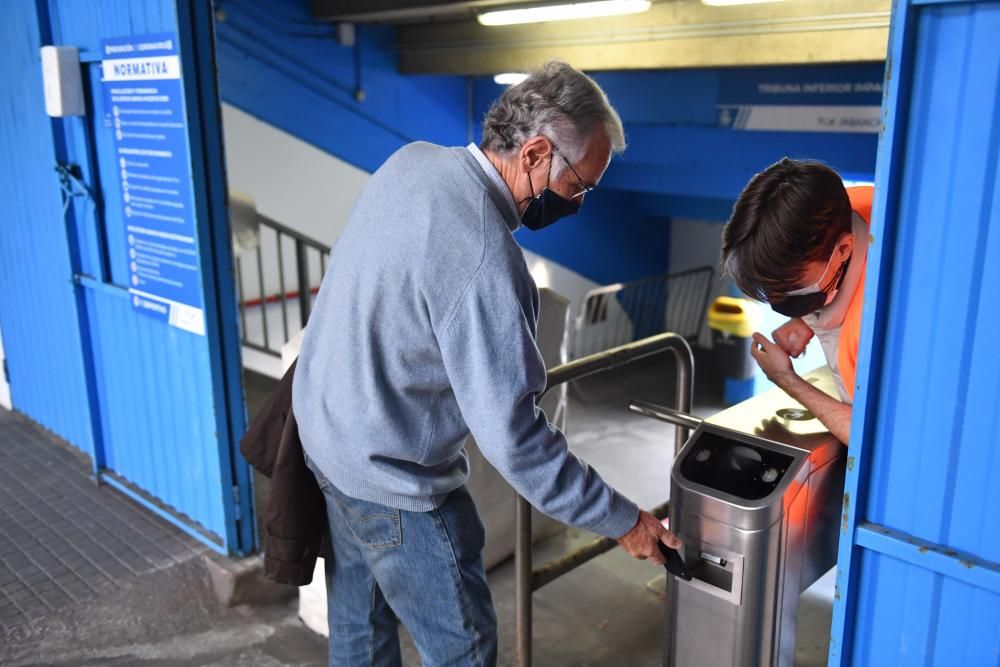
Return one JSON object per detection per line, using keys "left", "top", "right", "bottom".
{"left": 397, "top": 0, "right": 890, "bottom": 74}
{"left": 310, "top": 0, "right": 524, "bottom": 24}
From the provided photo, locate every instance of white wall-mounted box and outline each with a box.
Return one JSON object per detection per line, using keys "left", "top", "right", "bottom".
{"left": 40, "top": 45, "right": 85, "bottom": 117}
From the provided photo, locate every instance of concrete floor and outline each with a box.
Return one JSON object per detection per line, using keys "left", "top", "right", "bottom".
{"left": 2, "top": 356, "right": 836, "bottom": 666}
{"left": 1, "top": 557, "right": 324, "bottom": 667}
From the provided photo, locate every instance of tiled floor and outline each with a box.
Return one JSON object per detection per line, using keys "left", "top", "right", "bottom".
{"left": 0, "top": 408, "right": 207, "bottom": 633}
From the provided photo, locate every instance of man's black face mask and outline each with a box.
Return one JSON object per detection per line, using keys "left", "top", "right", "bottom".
{"left": 519, "top": 150, "right": 592, "bottom": 231}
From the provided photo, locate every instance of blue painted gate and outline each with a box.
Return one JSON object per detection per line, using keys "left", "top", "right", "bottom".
{"left": 0, "top": 1, "right": 253, "bottom": 555}
{"left": 830, "top": 0, "right": 1000, "bottom": 664}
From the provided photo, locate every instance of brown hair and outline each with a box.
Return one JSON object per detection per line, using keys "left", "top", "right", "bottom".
{"left": 721, "top": 158, "right": 852, "bottom": 302}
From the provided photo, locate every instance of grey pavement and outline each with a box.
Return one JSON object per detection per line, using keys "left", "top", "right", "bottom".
{"left": 0, "top": 406, "right": 322, "bottom": 667}
{"left": 0, "top": 409, "right": 207, "bottom": 634}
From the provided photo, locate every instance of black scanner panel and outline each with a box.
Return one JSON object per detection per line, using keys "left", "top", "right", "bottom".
{"left": 679, "top": 431, "right": 795, "bottom": 500}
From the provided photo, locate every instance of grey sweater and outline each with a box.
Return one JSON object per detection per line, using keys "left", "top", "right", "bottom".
{"left": 292, "top": 142, "right": 639, "bottom": 539}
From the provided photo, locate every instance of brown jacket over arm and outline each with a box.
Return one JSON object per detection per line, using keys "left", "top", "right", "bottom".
{"left": 239, "top": 361, "right": 329, "bottom": 585}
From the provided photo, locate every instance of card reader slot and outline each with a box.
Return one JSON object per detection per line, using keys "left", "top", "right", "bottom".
{"left": 688, "top": 553, "right": 734, "bottom": 593}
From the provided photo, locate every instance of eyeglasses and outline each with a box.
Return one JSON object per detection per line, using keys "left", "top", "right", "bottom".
{"left": 552, "top": 146, "right": 596, "bottom": 200}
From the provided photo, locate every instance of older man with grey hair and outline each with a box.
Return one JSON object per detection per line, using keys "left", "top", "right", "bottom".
{"left": 294, "top": 61, "right": 680, "bottom": 667}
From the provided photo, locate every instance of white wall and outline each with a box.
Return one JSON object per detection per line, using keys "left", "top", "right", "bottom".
{"left": 222, "top": 104, "right": 369, "bottom": 247}
{"left": 670, "top": 218, "right": 730, "bottom": 348}
{"left": 669, "top": 218, "right": 724, "bottom": 274}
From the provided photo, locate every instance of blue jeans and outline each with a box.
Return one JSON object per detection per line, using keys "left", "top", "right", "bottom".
{"left": 306, "top": 456, "right": 497, "bottom": 667}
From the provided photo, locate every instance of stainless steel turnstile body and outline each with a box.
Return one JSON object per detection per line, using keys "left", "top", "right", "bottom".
{"left": 664, "top": 369, "right": 846, "bottom": 667}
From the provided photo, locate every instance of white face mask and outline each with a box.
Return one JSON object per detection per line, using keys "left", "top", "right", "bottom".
{"left": 804, "top": 213, "right": 868, "bottom": 330}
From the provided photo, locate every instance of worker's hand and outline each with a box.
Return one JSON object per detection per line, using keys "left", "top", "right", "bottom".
{"left": 772, "top": 318, "right": 813, "bottom": 358}
{"left": 617, "top": 510, "right": 681, "bottom": 565}
{"left": 751, "top": 332, "right": 796, "bottom": 386}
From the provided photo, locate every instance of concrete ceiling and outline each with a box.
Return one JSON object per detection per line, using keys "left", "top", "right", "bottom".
{"left": 312, "top": 0, "right": 890, "bottom": 75}
{"left": 310, "top": 0, "right": 545, "bottom": 24}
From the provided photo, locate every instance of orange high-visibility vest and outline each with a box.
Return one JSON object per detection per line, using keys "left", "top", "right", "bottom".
{"left": 839, "top": 186, "right": 874, "bottom": 401}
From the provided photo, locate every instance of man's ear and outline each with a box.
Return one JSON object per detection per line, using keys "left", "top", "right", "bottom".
{"left": 838, "top": 231, "right": 855, "bottom": 259}
{"left": 519, "top": 136, "right": 553, "bottom": 173}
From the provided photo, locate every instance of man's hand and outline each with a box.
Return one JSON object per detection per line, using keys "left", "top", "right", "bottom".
{"left": 752, "top": 333, "right": 854, "bottom": 444}
{"left": 617, "top": 510, "right": 681, "bottom": 565}
{"left": 751, "top": 332, "right": 797, "bottom": 387}
{"left": 772, "top": 318, "right": 813, "bottom": 358}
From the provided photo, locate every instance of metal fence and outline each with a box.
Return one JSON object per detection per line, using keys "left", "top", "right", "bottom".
{"left": 234, "top": 213, "right": 331, "bottom": 358}
{"left": 571, "top": 266, "right": 715, "bottom": 360}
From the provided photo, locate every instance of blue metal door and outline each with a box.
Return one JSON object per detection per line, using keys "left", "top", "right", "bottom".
{"left": 830, "top": 0, "right": 1000, "bottom": 664}
{"left": 0, "top": 2, "right": 97, "bottom": 458}
{"left": 0, "top": 0, "right": 253, "bottom": 556}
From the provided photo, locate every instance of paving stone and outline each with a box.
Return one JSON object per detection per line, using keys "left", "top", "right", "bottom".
{"left": 0, "top": 607, "right": 24, "bottom": 624}
{"left": 8, "top": 588, "right": 33, "bottom": 602}
{"left": 1, "top": 581, "right": 25, "bottom": 594}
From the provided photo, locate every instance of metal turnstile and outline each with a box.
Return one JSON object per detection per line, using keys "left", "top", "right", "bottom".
{"left": 631, "top": 368, "right": 846, "bottom": 667}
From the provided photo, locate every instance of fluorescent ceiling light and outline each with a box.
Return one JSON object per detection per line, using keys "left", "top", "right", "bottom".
{"left": 494, "top": 72, "right": 530, "bottom": 85}
{"left": 477, "top": 1, "right": 651, "bottom": 27}
{"left": 701, "top": 0, "right": 788, "bottom": 6}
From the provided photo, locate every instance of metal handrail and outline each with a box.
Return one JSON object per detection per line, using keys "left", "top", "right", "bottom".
{"left": 515, "top": 332, "right": 694, "bottom": 666}
{"left": 235, "top": 213, "right": 332, "bottom": 357}
{"left": 628, "top": 400, "right": 704, "bottom": 431}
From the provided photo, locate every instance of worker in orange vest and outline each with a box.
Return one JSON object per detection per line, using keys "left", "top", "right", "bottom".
{"left": 721, "top": 158, "right": 873, "bottom": 443}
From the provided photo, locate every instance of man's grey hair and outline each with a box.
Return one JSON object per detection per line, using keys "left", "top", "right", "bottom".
{"left": 480, "top": 61, "right": 626, "bottom": 173}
